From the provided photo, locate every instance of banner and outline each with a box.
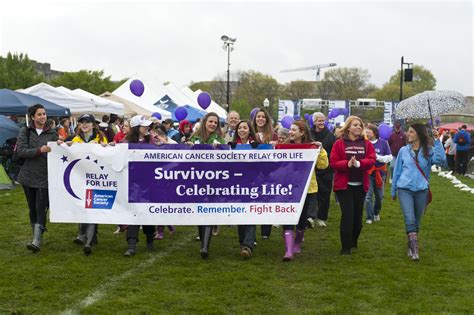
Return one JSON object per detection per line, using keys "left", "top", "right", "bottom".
{"left": 48, "top": 144, "right": 319, "bottom": 225}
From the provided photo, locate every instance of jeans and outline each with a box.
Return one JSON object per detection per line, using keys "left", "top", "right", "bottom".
{"left": 365, "top": 174, "right": 385, "bottom": 220}
{"left": 238, "top": 225, "right": 256, "bottom": 250}
{"left": 22, "top": 186, "right": 49, "bottom": 227}
{"left": 455, "top": 151, "right": 469, "bottom": 175}
{"left": 398, "top": 188, "right": 428, "bottom": 233}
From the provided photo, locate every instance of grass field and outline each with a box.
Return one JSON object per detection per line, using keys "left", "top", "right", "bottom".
{"left": 0, "top": 174, "right": 473, "bottom": 314}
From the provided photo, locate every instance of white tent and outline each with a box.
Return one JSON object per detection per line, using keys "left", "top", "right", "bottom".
{"left": 180, "top": 86, "right": 227, "bottom": 119}
{"left": 112, "top": 79, "right": 171, "bottom": 120}
{"left": 100, "top": 92, "right": 156, "bottom": 117}
{"left": 22, "top": 83, "right": 124, "bottom": 116}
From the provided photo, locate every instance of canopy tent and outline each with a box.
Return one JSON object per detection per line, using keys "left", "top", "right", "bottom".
{"left": 0, "top": 88, "right": 71, "bottom": 117}
{"left": 100, "top": 92, "right": 156, "bottom": 117}
{"left": 0, "top": 115, "right": 21, "bottom": 146}
{"left": 180, "top": 85, "right": 227, "bottom": 119}
{"left": 22, "top": 83, "right": 123, "bottom": 116}
{"left": 0, "top": 165, "right": 13, "bottom": 190}
{"left": 154, "top": 95, "right": 209, "bottom": 123}
{"left": 112, "top": 78, "right": 171, "bottom": 120}
{"left": 438, "top": 122, "right": 474, "bottom": 131}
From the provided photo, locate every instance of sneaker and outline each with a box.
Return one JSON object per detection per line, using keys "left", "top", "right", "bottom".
{"left": 240, "top": 246, "right": 252, "bottom": 259}
{"left": 366, "top": 219, "right": 373, "bottom": 224}
{"left": 195, "top": 235, "right": 200, "bottom": 241}
{"left": 307, "top": 217, "right": 315, "bottom": 229}
{"left": 154, "top": 230, "right": 164, "bottom": 240}
{"left": 212, "top": 226, "right": 219, "bottom": 236}
{"left": 374, "top": 215, "right": 380, "bottom": 222}
{"left": 262, "top": 235, "right": 269, "bottom": 240}
{"left": 317, "top": 219, "right": 327, "bottom": 227}
{"left": 113, "top": 226, "right": 121, "bottom": 234}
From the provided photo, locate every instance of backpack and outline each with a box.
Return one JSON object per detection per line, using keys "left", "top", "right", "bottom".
{"left": 12, "top": 128, "right": 30, "bottom": 166}
{"left": 457, "top": 133, "right": 466, "bottom": 144}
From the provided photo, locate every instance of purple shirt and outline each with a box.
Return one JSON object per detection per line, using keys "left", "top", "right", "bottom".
{"left": 372, "top": 139, "right": 392, "bottom": 168}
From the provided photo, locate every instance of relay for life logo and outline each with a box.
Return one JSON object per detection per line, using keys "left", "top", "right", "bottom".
{"left": 61, "top": 154, "right": 118, "bottom": 210}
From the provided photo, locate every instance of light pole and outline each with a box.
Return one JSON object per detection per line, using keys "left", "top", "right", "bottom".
{"left": 221, "top": 35, "right": 236, "bottom": 112}
{"left": 399, "top": 56, "right": 413, "bottom": 101}
{"left": 263, "top": 98, "right": 271, "bottom": 121}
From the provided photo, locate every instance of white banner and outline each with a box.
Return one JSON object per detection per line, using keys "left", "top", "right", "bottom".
{"left": 48, "top": 143, "right": 319, "bottom": 225}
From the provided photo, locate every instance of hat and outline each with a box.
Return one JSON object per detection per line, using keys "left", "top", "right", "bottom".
{"left": 78, "top": 114, "right": 95, "bottom": 123}
{"left": 130, "top": 115, "right": 153, "bottom": 128}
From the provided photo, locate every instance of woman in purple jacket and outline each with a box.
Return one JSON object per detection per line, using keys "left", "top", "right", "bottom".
{"left": 364, "top": 124, "right": 392, "bottom": 224}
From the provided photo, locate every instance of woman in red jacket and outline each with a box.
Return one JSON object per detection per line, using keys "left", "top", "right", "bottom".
{"left": 330, "top": 116, "right": 376, "bottom": 255}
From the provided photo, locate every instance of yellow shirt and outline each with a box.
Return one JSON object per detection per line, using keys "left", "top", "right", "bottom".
{"left": 72, "top": 133, "right": 108, "bottom": 144}
{"left": 308, "top": 148, "right": 329, "bottom": 194}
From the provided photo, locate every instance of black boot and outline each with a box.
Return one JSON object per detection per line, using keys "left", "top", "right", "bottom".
{"left": 146, "top": 233, "right": 154, "bottom": 251}
{"left": 124, "top": 238, "right": 137, "bottom": 257}
{"left": 200, "top": 226, "right": 212, "bottom": 259}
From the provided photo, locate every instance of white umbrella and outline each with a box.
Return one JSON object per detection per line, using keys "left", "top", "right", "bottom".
{"left": 395, "top": 91, "right": 466, "bottom": 123}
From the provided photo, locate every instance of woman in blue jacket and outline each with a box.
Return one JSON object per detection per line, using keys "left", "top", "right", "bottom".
{"left": 391, "top": 124, "right": 446, "bottom": 261}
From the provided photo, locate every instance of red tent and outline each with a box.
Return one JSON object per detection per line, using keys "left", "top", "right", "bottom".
{"left": 438, "top": 122, "right": 474, "bottom": 131}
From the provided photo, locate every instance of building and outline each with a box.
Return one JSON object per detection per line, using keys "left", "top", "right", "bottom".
{"left": 31, "top": 60, "right": 63, "bottom": 80}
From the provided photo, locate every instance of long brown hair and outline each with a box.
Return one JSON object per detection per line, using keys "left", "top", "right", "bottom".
{"left": 191, "top": 112, "right": 222, "bottom": 143}
{"left": 232, "top": 120, "right": 259, "bottom": 144}
{"left": 251, "top": 107, "right": 274, "bottom": 143}
{"left": 335, "top": 116, "right": 365, "bottom": 139}
{"left": 410, "top": 123, "right": 432, "bottom": 159}
{"left": 291, "top": 120, "right": 312, "bottom": 143}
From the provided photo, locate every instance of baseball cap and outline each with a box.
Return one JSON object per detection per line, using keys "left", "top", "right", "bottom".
{"left": 130, "top": 115, "right": 153, "bottom": 128}
{"left": 78, "top": 114, "right": 95, "bottom": 123}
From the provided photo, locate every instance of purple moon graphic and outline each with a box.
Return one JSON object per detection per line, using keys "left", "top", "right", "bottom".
{"left": 63, "top": 159, "right": 81, "bottom": 200}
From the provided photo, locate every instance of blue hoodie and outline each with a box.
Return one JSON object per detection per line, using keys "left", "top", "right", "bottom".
{"left": 453, "top": 129, "right": 471, "bottom": 151}
{"left": 391, "top": 140, "right": 446, "bottom": 197}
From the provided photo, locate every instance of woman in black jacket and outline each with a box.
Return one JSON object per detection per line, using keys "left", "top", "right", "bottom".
{"left": 16, "top": 104, "right": 58, "bottom": 253}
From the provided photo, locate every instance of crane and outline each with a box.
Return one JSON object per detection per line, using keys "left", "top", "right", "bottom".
{"left": 280, "top": 63, "right": 337, "bottom": 81}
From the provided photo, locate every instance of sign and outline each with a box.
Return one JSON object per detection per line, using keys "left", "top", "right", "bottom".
{"left": 48, "top": 144, "right": 319, "bottom": 225}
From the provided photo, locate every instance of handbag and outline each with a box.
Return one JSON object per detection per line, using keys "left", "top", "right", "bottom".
{"left": 411, "top": 154, "right": 432, "bottom": 206}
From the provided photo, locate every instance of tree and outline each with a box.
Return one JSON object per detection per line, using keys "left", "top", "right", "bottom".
{"left": 370, "top": 65, "right": 437, "bottom": 101}
{"left": 319, "top": 67, "right": 371, "bottom": 100}
{"left": 50, "top": 70, "right": 126, "bottom": 95}
{"left": 0, "top": 52, "right": 45, "bottom": 90}
{"left": 233, "top": 70, "right": 281, "bottom": 120}
{"left": 281, "top": 80, "right": 317, "bottom": 100}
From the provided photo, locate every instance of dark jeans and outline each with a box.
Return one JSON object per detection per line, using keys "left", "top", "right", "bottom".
{"left": 284, "top": 193, "right": 317, "bottom": 231}
{"left": 315, "top": 170, "right": 333, "bottom": 221}
{"left": 336, "top": 185, "right": 366, "bottom": 251}
{"left": 261, "top": 225, "right": 272, "bottom": 238}
{"left": 22, "top": 186, "right": 49, "bottom": 227}
{"left": 455, "top": 151, "right": 469, "bottom": 175}
{"left": 126, "top": 225, "right": 155, "bottom": 240}
{"left": 238, "top": 225, "right": 256, "bottom": 250}
{"left": 447, "top": 154, "right": 455, "bottom": 172}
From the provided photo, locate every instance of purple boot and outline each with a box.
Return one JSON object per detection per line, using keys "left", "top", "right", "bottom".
{"left": 294, "top": 229, "right": 305, "bottom": 254}
{"left": 282, "top": 230, "right": 294, "bottom": 261}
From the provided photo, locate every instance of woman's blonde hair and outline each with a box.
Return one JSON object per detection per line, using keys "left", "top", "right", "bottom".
{"left": 335, "top": 116, "right": 365, "bottom": 139}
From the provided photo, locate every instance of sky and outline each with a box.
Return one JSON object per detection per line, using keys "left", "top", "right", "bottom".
{"left": 1, "top": 0, "right": 473, "bottom": 96}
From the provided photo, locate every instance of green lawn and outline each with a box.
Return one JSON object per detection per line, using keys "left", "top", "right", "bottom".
{"left": 0, "top": 174, "right": 473, "bottom": 314}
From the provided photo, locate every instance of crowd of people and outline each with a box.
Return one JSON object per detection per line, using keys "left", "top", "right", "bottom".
{"left": 9, "top": 103, "right": 473, "bottom": 262}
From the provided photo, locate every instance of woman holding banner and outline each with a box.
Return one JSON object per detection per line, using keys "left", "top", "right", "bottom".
{"left": 282, "top": 120, "right": 328, "bottom": 261}
{"left": 330, "top": 116, "right": 376, "bottom": 255}
{"left": 189, "top": 112, "right": 225, "bottom": 259}
{"left": 251, "top": 108, "right": 278, "bottom": 240}
{"left": 69, "top": 114, "right": 108, "bottom": 256}
{"left": 231, "top": 120, "right": 260, "bottom": 258}
{"left": 16, "top": 104, "right": 58, "bottom": 253}
{"left": 122, "top": 115, "right": 157, "bottom": 256}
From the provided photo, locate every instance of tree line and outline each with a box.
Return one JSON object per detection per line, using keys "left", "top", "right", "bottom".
{"left": 1, "top": 52, "right": 437, "bottom": 120}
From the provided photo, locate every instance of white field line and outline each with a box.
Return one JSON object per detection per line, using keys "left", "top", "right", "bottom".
{"left": 60, "top": 233, "right": 194, "bottom": 315}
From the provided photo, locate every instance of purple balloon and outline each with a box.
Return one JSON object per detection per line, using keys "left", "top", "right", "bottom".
{"left": 378, "top": 123, "right": 392, "bottom": 140}
{"left": 175, "top": 106, "right": 188, "bottom": 121}
{"left": 294, "top": 115, "right": 301, "bottom": 120}
{"left": 197, "top": 92, "right": 212, "bottom": 110}
{"left": 130, "top": 79, "right": 145, "bottom": 97}
{"left": 341, "top": 108, "right": 349, "bottom": 115}
{"left": 327, "top": 123, "right": 334, "bottom": 132}
{"left": 435, "top": 117, "right": 441, "bottom": 124}
{"left": 309, "top": 114, "right": 314, "bottom": 128}
{"left": 250, "top": 107, "right": 260, "bottom": 120}
{"left": 324, "top": 120, "right": 329, "bottom": 127}
{"left": 152, "top": 112, "right": 162, "bottom": 120}
{"left": 281, "top": 115, "right": 294, "bottom": 129}
{"left": 304, "top": 113, "right": 310, "bottom": 120}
